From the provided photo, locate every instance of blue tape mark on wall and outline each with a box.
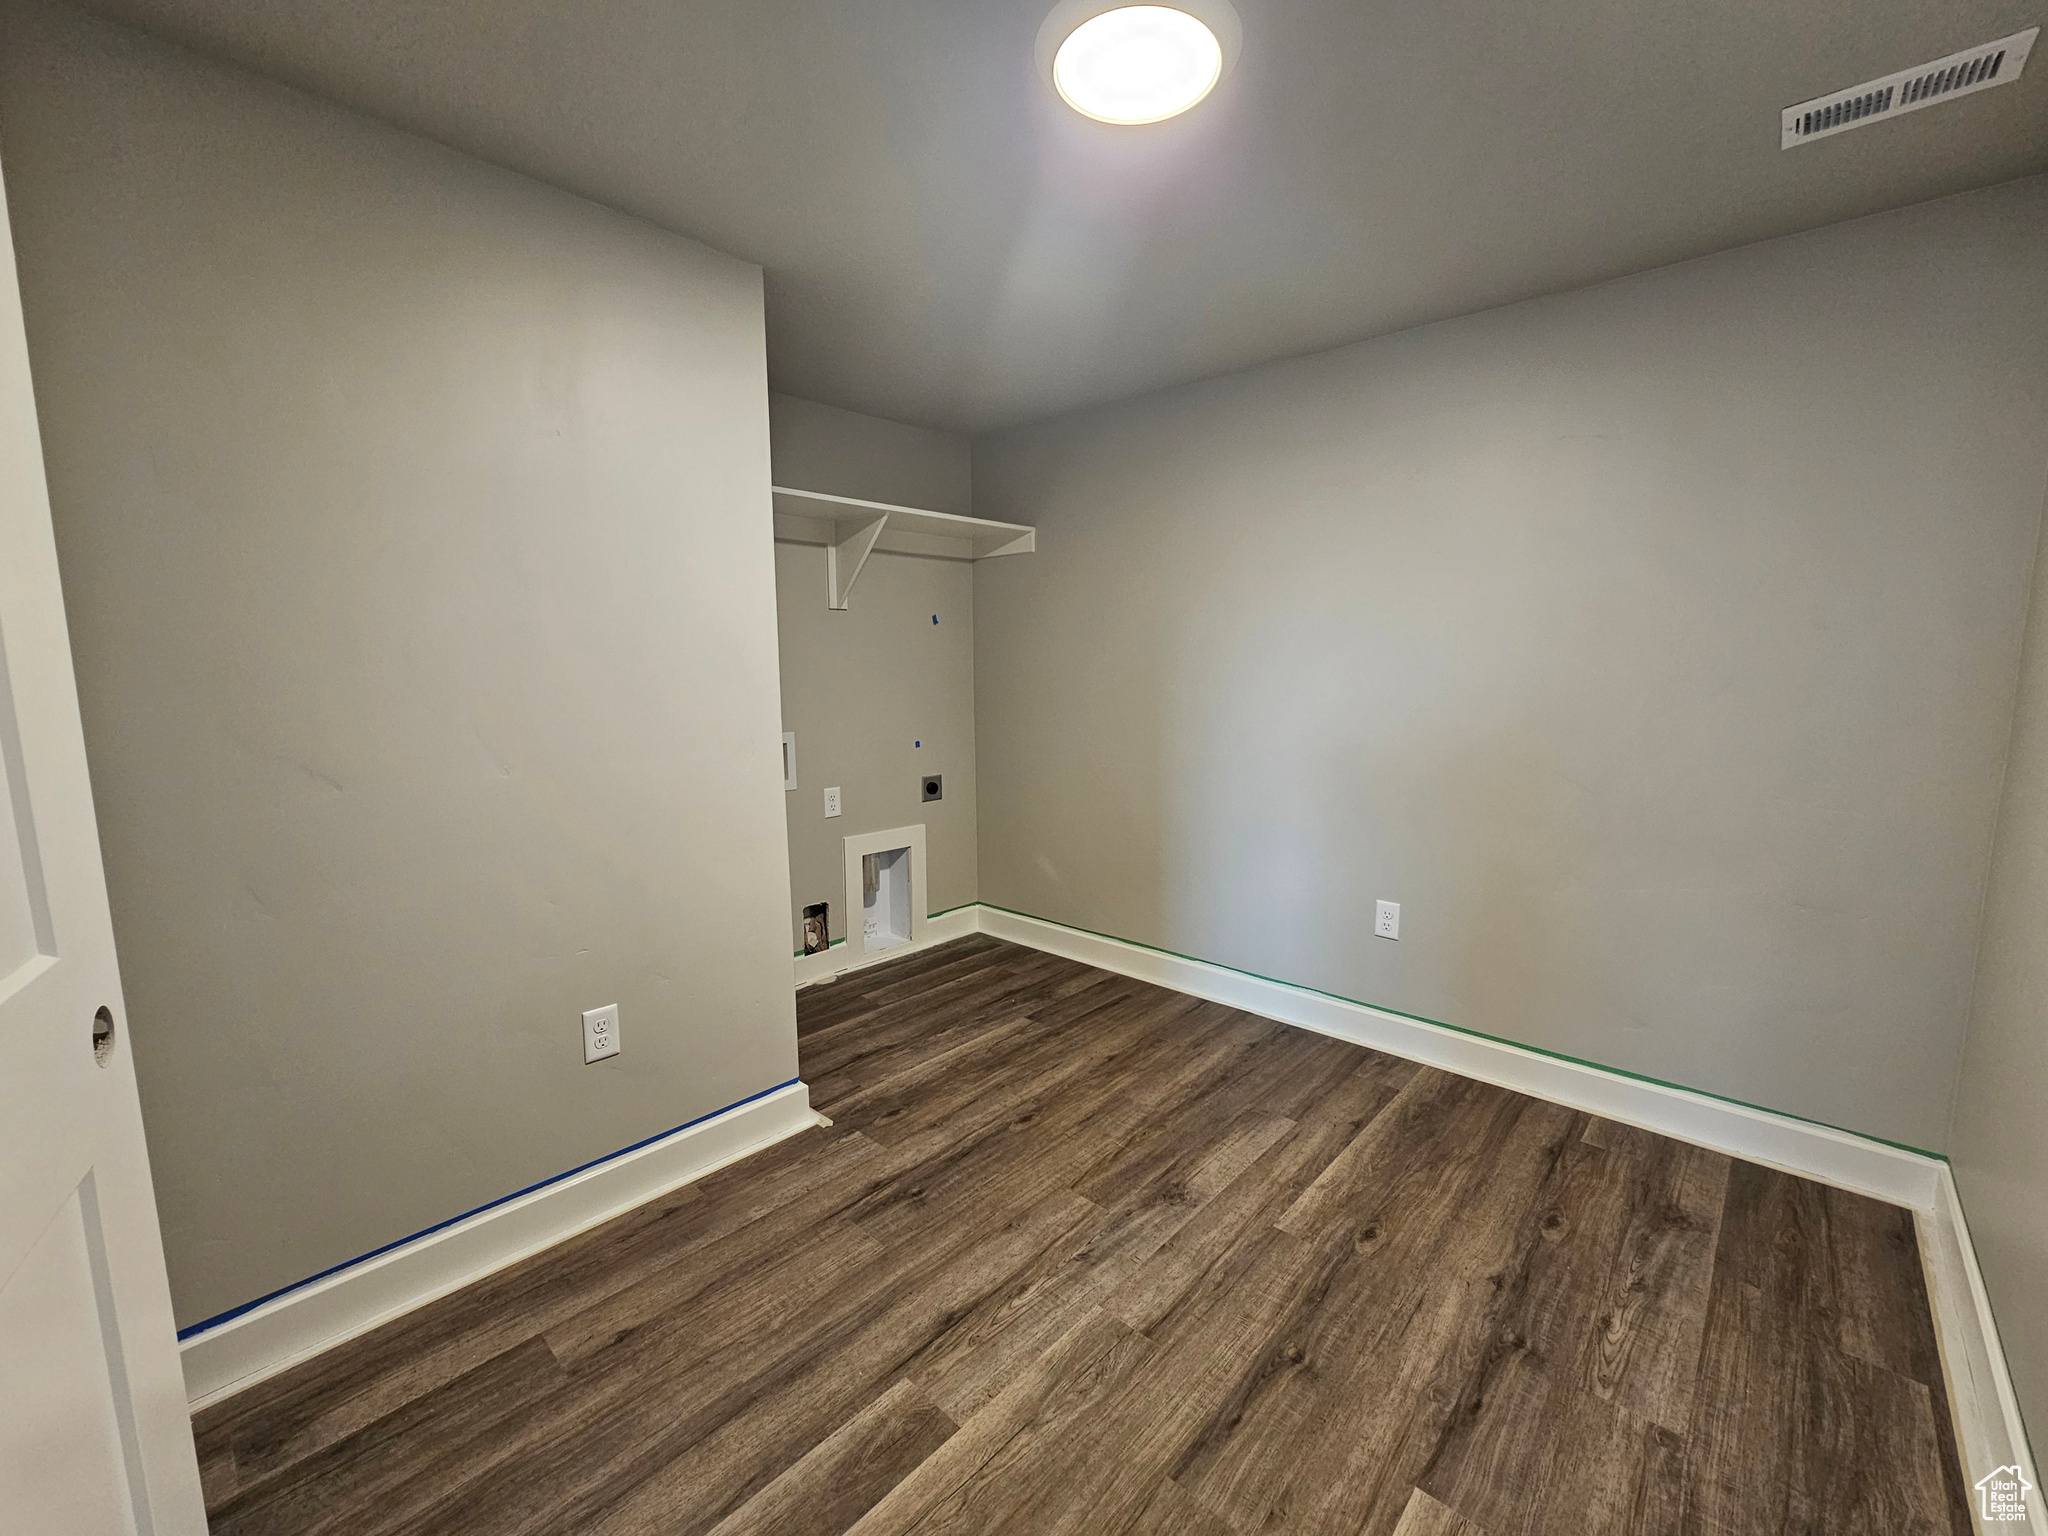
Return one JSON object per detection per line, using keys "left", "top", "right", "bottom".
{"left": 177, "top": 1076, "right": 804, "bottom": 1341}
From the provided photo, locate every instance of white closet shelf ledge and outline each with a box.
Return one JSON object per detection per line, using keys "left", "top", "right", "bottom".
{"left": 771, "top": 487, "right": 1035, "bottom": 608}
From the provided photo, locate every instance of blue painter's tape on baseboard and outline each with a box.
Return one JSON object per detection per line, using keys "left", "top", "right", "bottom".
{"left": 176, "top": 1077, "right": 804, "bottom": 1341}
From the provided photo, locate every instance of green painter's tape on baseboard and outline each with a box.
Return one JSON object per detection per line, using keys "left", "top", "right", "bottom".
{"left": 975, "top": 902, "right": 1945, "bottom": 1165}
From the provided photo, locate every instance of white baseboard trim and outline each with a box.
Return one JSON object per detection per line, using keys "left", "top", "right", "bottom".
{"left": 794, "top": 905, "right": 979, "bottom": 989}
{"left": 175, "top": 903, "right": 2024, "bottom": 1506}
{"left": 974, "top": 905, "right": 1943, "bottom": 1210}
{"left": 1922, "top": 1167, "right": 2044, "bottom": 1531}
{"left": 975, "top": 904, "right": 2041, "bottom": 1524}
{"left": 179, "top": 1080, "right": 817, "bottom": 1410}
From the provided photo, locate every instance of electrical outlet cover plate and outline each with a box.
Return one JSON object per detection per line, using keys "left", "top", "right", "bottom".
{"left": 583, "top": 1003, "right": 621, "bottom": 1063}
{"left": 824, "top": 786, "right": 842, "bottom": 818}
{"left": 1375, "top": 900, "right": 1400, "bottom": 940}
{"left": 921, "top": 774, "right": 943, "bottom": 802}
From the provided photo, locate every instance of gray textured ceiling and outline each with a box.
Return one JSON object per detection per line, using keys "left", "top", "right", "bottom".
{"left": 77, "top": 0, "right": 2048, "bottom": 431}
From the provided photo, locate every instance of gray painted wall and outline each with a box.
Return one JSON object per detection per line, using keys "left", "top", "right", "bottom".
{"left": 972, "top": 176, "right": 2048, "bottom": 1155}
{"left": 770, "top": 392, "right": 972, "bottom": 516}
{"left": 770, "top": 395, "right": 977, "bottom": 948}
{"left": 0, "top": 0, "right": 798, "bottom": 1328}
{"left": 1951, "top": 469, "right": 2048, "bottom": 1442}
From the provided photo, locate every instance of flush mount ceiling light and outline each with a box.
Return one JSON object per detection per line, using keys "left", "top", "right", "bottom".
{"left": 1038, "top": 1, "right": 1241, "bottom": 125}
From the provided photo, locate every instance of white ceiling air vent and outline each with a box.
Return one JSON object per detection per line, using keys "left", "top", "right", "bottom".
{"left": 1783, "top": 28, "right": 2037, "bottom": 147}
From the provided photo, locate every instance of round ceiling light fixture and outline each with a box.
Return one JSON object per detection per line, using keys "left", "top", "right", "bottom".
{"left": 1040, "top": 2, "right": 1240, "bottom": 125}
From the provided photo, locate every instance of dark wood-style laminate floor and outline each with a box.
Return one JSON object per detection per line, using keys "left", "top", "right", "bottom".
{"left": 194, "top": 935, "right": 1973, "bottom": 1535}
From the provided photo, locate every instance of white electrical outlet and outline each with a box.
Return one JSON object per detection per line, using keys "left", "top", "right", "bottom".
{"left": 582, "top": 1003, "right": 620, "bottom": 1063}
{"left": 824, "top": 786, "right": 842, "bottom": 818}
{"left": 1375, "top": 900, "right": 1400, "bottom": 940}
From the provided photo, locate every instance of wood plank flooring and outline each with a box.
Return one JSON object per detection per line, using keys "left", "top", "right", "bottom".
{"left": 194, "top": 935, "right": 1973, "bottom": 1535}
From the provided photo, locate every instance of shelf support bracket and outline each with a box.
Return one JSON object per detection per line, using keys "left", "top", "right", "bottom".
{"left": 827, "top": 514, "right": 888, "bottom": 610}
